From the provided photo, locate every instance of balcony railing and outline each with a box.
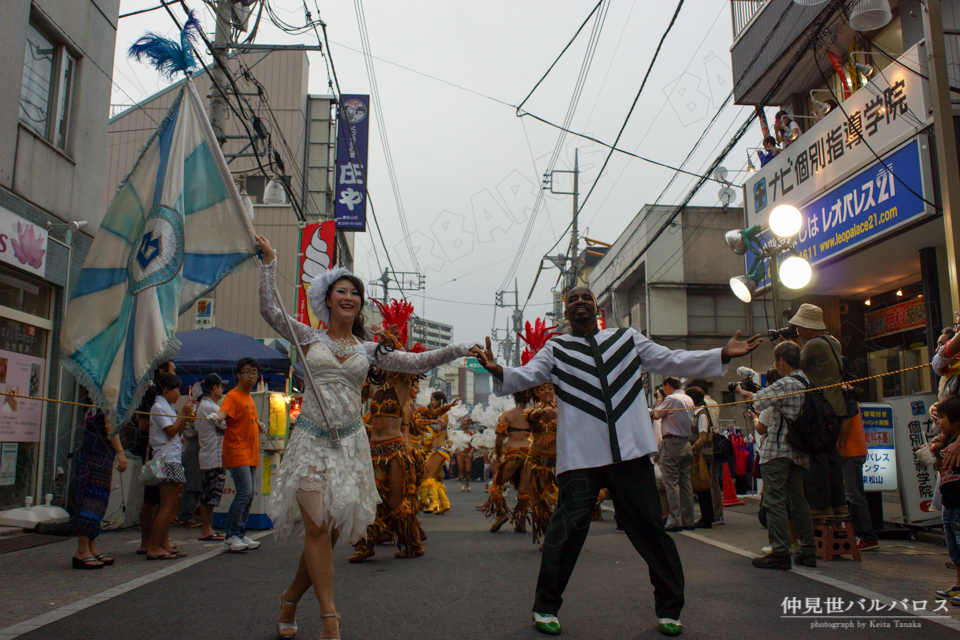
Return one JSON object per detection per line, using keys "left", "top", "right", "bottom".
{"left": 731, "top": 0, "right": 766, "bottom": 40}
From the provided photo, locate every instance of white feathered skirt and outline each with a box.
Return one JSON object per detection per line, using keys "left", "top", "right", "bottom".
{"left": 267, "top": 425, "right": 378, "bottom": 542}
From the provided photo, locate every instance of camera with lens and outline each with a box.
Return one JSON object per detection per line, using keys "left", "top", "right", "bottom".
{"left": 768, "top": 325, "right": 798, "bottom": 342}
{"left": 723, "top": 367, "right": 761, "bottom": 403}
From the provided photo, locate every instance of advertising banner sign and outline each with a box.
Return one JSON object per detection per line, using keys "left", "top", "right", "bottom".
{"left": 745, "top": 44, "right": 929, "bottom": 225}
{"left": 296, "top": 220, "right": 336, "bottom": 327}
{"left": 859, "top": 403, "right": 897, "bottom": 491}
{"left": 865, "top": 298, "right": 926, "bottom": 339}
{"left": 334, "top": 95, "right": 370, "bottom": 231}
{"left": 0, "top": 348, "right": 45, "bottom": 442}
{"left": 885, "top": 393, "right": 940, "bottom": 524}
{"left": 0, "top": 205, "right": 48, "bottom": 278}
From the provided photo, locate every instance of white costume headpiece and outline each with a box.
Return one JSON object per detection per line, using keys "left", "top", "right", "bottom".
{"left": 307, "top": 266, "right": 354, "bottom": 327}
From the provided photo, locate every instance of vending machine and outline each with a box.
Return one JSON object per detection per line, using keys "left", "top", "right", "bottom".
{"left": 214, "top": 390, "right": 289, "bottom": 529}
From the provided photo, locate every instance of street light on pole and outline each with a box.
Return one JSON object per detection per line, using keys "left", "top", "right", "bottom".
{"left": 726, "top": 205, "right": 812, "bottom": 316}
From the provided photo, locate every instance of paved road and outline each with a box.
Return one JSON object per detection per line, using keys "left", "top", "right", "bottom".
{"left": 12, "top": 482, "right": 960, "bottom": 639}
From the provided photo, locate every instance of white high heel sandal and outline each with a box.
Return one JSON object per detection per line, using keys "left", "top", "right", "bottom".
{"left": 319, "top": 610, "right": 342, "bottom": 640}
{"left": 277, "top": 598, "right": 298, "bottom": 639}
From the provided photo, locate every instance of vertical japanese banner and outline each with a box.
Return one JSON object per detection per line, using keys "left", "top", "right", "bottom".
{"left": 297, "top": 220, "right": 337, "bottom": 327}
{"left": 334, "top": 95, "right": 370, "bottom": 231}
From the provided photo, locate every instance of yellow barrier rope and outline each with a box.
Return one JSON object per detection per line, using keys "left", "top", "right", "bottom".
{"left": 0, "top": 362, "right": 937, "bottom": 419}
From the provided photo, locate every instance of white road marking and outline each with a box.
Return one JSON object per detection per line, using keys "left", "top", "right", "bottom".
{"left": 0, "top": 531, "right": 272, "bottom": 640}
{"left": 681, "top": 530, "right": 960, "bottom": 632}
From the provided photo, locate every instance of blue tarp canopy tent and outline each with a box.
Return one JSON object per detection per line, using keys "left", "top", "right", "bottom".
{"left": 173, "top": 328, "right": 292, "bottom": 390}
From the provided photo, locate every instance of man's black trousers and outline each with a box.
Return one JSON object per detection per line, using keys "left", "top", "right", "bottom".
{"left": 533, "top": 455, "right": 685, "bottom": 620}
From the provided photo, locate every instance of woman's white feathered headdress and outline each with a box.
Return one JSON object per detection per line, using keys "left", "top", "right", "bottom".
{"left": 307, "top": 266, "right": 353, "bottom": 327}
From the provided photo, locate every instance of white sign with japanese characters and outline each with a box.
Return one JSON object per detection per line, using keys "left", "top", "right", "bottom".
{"left": 745, "top": 44, "right": 930, "bottom": 227}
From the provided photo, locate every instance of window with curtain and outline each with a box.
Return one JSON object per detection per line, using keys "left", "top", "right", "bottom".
{"left": 19, "top": 20, "right": 75, "bottom": 151}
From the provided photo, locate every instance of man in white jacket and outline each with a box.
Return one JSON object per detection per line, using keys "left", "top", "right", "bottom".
{"left": 470, "top": 286, "right": 761, "bottom": 637}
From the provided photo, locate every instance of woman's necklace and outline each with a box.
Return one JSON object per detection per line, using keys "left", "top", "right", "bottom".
{"left": 324, "top": 332, "right": 358, "bottom": 358}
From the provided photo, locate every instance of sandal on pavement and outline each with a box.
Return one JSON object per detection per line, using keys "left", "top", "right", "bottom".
{"left": 533, "top": 612, "right": 561, "bottom": 635}
{"left": 277, "top": 598, "right": 298, "bottom": 639}
{"left": 198, "top": 534, "right": 226, "bottom": 541}
{"left": 319, "top": 610, "right": 341, "bottom": 640}
{"left": 658, "top": 618, "right": 683, "bottom": 636}
{"left": 146, "top": 552, "right": 178, "bottom": 561}
{"left": 94, "top": 554, "right": 115, "bottom": 566}
{"left": 72, "top": 556, "right": 104, "bottom": 570}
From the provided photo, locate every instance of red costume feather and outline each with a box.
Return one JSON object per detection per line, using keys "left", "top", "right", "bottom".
{"left": 518, "top": 318, "right": 560, "bottom": 365}
{"left": 372, "top": 298, "right": 415, "bottom": 347}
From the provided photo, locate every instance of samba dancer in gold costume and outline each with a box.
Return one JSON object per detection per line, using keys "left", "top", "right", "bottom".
{"left": 349, "top": 300, "right": 426, "bottom": 562}
{"left": 477, "top": 390, "right": 532, "bottom": 532}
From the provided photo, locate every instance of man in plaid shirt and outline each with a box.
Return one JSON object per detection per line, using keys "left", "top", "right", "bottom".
{"left": 736, "top": 341, "right": 817, "bottom": 570}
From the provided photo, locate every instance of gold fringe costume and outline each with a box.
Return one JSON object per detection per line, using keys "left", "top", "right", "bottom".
{"left": 524, "top": 404, "right": 559, "bottom": 544}
{"left": 477, "top": 441, "right": 530, "bottom": 530}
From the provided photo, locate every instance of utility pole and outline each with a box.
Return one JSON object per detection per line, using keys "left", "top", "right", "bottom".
{"left": 208, "top": 0, "right": 232, "bottom": 145}
{"left": 923, "top": 0, "right": 960, "bottom": 313}
{"left": 379, "top": 269, "right": 390, "bottom": 304}
{"left": 570, "top": 148, "right": 580, "bottom": 291}
{"left": 542, "top": 149, "right": 581, "bottom": 293}
{"left": 496, "top": 280, "right": 522, "bottom": 366}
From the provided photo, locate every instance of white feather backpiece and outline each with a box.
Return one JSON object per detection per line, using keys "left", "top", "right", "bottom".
{"left": 488, "top": 395, "right": 514, "bottom": 412}
{"left": 447, "top": 403, "right": 468, "bottom": 423}
{"left": 417, "top": 387, "right": 437, "bottom": 407}
{"left": 448, "top": 429, "right": 472, "bottom": 453}
{"left": 470, "top": 404, "right": 487, "bottom": 423}
{"left": 472, "top": 428, "right": 497, "bottom": 450}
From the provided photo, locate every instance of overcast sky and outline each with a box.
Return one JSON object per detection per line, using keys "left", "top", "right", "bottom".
{"left": 112, "top": 0, "right": 764, "bottom": 346}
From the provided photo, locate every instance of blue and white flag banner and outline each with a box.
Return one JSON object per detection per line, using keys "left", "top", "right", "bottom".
{"left": 61, "top": 78, "right": 258, "bottom": 428}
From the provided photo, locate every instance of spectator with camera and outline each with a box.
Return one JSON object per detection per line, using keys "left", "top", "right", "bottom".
{"left": 687, "top": 379, "right": 723, "bottom": 524}
{"left": 652, "top": 377, "right": 696, "bottom": 531}
{"left": 774, "top": 110, "right": 802, "bottom": 147}
{"left": 789, "top": 304, "right": 849, "bottom": 519}
{"left": 736, "top": 341, "right": 817, "bottom": 570}
{"left": 684, "top": 386, "right": 715, "bottom": 528}
{"left": 757, "top": 136, "right": 780, "bottom": 168}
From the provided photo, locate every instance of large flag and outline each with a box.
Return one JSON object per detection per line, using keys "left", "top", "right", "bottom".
{"left": 60, "top": 77, "right": 258, "bottom": 427}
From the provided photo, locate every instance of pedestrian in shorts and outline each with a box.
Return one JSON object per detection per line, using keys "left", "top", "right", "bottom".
{"left": 195, "top": 374, "right": 227, "bottom": 542}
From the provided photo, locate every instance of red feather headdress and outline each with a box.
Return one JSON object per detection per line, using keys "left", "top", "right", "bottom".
{"left": 518, "top": 318, "right": 561, "bottom": 365}
{"left": 372, "top": 298, "right": 415, "bottom": 347}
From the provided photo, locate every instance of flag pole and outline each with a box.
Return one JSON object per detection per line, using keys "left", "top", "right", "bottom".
{"left": 271, "top": 282, "right": 342, "bottom": 448}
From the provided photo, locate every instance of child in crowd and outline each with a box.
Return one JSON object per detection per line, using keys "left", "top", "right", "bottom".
{"left": 933, "top": 395, "right": 960, "bottom": 603}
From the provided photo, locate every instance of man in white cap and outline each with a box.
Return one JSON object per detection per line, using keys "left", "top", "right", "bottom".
{"left": 788, "top": 304, "right": 848, "bottom": 519}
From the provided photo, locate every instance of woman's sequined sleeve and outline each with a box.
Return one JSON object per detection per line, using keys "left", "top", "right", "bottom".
{"left": 363, "top": 341, "right": 473, "bottom": 374}
{"left": 259, "top": 259, "right": 320, "bottom": 346}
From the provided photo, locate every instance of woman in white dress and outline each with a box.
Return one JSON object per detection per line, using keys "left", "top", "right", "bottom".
{"left": 256, "top": 236, "right": 473, "bottom": 640}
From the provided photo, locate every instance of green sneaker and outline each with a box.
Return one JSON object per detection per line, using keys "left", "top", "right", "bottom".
{"left": 936, "top": 585, "right": 960, "bottom": 599}
{"left": 658, "top": 618, "right": 683, "bottom": 636}
{"left": 533, "top": 612, "right": 561, "bottom": 635}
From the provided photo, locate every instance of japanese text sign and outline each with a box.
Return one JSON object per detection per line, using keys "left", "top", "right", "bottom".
{"left": 865, "top": 298, "right": 926, "bottom": 339}
{"left": 745, "top": 44, "right": 929, "bottom": 226}
{"left": 334, "top": 95, "right": 369, "bottom": 231}
{"left": 859, "top": 403, "right": 896, "bottom": 491}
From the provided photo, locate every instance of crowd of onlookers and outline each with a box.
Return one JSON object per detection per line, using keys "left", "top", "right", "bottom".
{"left": 71, "top": 358, "right": 266, "bottom": 569}
{"left": 652, "top": 303, "right": 878, "bottom": 572}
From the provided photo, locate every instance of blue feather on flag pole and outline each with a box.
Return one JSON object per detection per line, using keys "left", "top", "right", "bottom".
{"left": 128, "top": 9, "right": 201, "bottom": 79}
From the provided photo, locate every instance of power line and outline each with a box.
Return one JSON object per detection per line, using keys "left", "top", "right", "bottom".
{"left": 497, "top": 0, "right": 609, "bottom": 292}
{"left": 524, "top": 0, "right": 686, "bottom": 305}
{"left": 516, "top": 0, "right": 605, "bottom": 112}
{"left": 354, "top": 0, "right": 420, "bottom": 272}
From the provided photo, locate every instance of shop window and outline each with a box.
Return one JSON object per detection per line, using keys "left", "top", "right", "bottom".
{"left": 0, "top": 271, "right": 52, "bottom": 319}
{"left": 867, "top": 346, "right": 931, "bottom": 399}
{"left": 688, "top": 293, "right": 747, "bottom": 335}
{"left": 19, "top": 20, "right": 76, "bottom": 151}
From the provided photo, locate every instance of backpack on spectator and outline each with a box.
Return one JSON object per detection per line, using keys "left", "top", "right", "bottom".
{"left": 782, "top": 374, "right": 840, "bottom": 455}
{"left": 712, "top": 429, "right": 734, "bottom": 463}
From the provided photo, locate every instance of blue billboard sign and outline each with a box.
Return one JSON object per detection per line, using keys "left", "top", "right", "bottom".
{"left": 334, "top": 95, "right": 369, "bottom": 231}
{"left": 791, "top": 137, "right": 931, "bottom": 267}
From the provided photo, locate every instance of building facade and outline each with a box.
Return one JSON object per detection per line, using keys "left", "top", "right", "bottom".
{"left": 0, "top": 0, "right": 120, "bottom": 511}
{"left": 409, "top": 317, "right": 454, "bottom": 350}
{"left": 730, "top": 0, "right": 957, "bottom": 401}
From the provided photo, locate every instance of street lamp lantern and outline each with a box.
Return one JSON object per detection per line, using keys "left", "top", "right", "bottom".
{"left": 724, "top": 224, "right": 762, "bottom": 255}
{"left": 779, "top": 256, "right": 813, "bottom": 289}
{"left": 768, "top": 204, "right": 803, "bottom": 238}
{"left": 730, "top": 275, "right": 758, "bottom": 303}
